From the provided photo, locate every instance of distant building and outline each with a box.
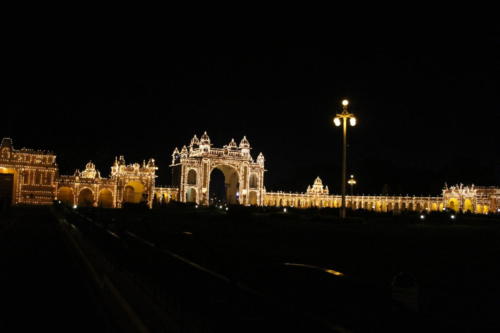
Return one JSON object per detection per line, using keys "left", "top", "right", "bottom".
{"left": 0, "top": 138, "right": 57, "bottom": 205}
{"left": 265, "top": 178, "right": 499, "bottom": 214}
{"left": 1, "top": 137, "right": 498, "bottom": 214}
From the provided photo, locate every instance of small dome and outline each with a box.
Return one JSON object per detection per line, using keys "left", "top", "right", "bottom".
{"left": 200, "top": 131, "right": 211, "bottom": 144}
{"left": 239, "top": 136, "right": 250, "bottom": 148}
{"left": 190, "top": 135, "right": 200, "bottom": 146}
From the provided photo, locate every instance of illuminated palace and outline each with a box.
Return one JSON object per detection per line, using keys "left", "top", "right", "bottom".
{"left": 0, "top": 136, "right": 498, "bottom": 214}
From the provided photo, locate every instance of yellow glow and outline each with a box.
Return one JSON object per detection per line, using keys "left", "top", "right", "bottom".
{"left": 333, "top": 117, "right": 341, "bottom": 126}
{"left": 324, "top": 269, "right": 345, "bottom": 276}
{"left": 342, "top": 99, "right": 349, "bottom": 106}
{"left": 349, "top": 117, "right": 357, "bottom": 126}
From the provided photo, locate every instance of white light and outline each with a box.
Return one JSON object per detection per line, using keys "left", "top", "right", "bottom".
{"left": 283, "top": 208, "right": 287, "bottom": 213}
{"left": 225, "top": 207, "right": 228, "bottom": 211}
{"left": 349, "top": 117, "right": 357, "bottom": 126}
{"left": 334, "top": 117, "right": 341, "bottom": 127}
{"left": 73, "top": 205, "right": 77, "bottom": 209}
{"left": 450, "top": 214, "right": 456, "bottom": 220}
{"left": 420, "top": 215, "right": 425, "bottom": 220}
{"left": 195, "top": 205, "right": 198, "bottom": 208}
{"left": 342, "top": 99, "right": 349, "bottom": 106}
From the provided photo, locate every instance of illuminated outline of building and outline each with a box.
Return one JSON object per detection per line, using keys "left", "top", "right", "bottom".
{"left": 170, "top": 132, "right": 265, "bottom": 206}
{"left": 1, "top": 137, "right": 498, "bottom": 214}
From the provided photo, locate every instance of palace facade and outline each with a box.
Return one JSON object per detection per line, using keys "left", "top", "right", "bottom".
{"left": 1, "top": 136, "right": 498, "bottom": 214}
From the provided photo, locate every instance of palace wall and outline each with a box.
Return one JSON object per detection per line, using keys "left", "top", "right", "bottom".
{"left": 1, "top": 137, "right": 498, "bottom": 214}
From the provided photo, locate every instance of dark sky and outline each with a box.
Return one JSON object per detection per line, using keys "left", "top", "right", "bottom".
{"left": 3, "top": 26, "right": 499, "bottom": 195}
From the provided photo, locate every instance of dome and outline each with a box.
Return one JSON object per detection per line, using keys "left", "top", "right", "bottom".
{"left": 239, "top": 136, "right": 250, "bottom": 148}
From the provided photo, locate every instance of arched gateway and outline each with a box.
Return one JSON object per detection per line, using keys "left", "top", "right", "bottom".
{"left": 171, "top": 132, "right": 266, "bottom": 206}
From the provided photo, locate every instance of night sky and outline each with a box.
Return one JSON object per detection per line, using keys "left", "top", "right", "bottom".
{"left": 3, "top": 27, "right": 499, "bottom": 196}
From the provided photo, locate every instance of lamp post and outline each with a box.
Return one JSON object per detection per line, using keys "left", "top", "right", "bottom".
{"left": 334, "top": 99, "right": 356, "bottom": 219}
{"left": 348, "top": 174, "right": 357, "bottom": 196}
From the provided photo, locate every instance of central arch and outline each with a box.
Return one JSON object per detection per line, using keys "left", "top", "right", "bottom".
{"left": 209, "top": 164, "right": 240, "bottom": 205}
{"left": 172, "top": 133, "right": 266, "bottom": 206}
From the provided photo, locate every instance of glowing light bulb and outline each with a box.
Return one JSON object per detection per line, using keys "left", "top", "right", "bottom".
{"left": 342, "top": 99, "right": 349, "bottom": 106}
{"left": 334, "top": 117, "right": 341, "bottom": 127}
{"left": 349, "top": 117, "right": 357, "bottom": 126}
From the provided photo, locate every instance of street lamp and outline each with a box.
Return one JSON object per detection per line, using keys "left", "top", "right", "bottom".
{"left": 334, "top": 99, "right": 357, "bottom": 218}
{"left": 348, "top": 174, "right": 357, "bottom": 196}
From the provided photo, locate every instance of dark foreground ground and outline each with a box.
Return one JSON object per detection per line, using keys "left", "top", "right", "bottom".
{"left": 1, "top": 204, "right": 500, "bottom": 332}
{"left": 0, "top": 207, "right": 110, "bottom": 332}
{"left": 82, "top": 204, "right": 500, "bottom": 332}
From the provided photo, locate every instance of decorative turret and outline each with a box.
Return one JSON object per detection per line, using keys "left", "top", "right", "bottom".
{"left": 172, "top": 147, "right": 180, "bottom": 164}
{"left": 180, "top": 145, "right": 188, "bottom": 158}
{"left": 146, "top": 158, "right": 156, "bottom": 168}
{"left": 239, "top": 136, "right": 251, "bottom": 156}
{"left": 199, "top": 131, "right": 211, "bottom": 152}
{"left": 307, "top": 177, "right": 328, "bottom": 195}
{"left": 190, "top": 135, "right": 200, "bottom": 148}
{"left": 257, "top": 152, "right": 265, "bottom": 166}
{"left": 227, "top": 138, "right": 238, "bottom": 149}
{"left": 81, "top": 161, "right": 98, "bottom": 179}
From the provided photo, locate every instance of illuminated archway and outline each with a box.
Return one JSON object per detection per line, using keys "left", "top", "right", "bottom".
{"left": 463, "top": 199, "right": 473, "bottom": 213}
{"left": 78, "top": 188, "right": 94, "bottom": 207}
{"left": 58, "top": 187, "right": 74, "bottom": 206}
{"left": 209, "top": 165, "right": 240, "bottom": 205}
{"left": 123, "top": 181, "right": 145, "bottom": 203}
{"left": 98, "top": 189, "right": 114, "bottom": 208}
{"left": 447, "top": 198, "right": 459, "bottom": 212}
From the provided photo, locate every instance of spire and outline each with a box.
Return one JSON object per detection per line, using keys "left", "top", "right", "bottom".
{"left": 180, "top": 145, "right": 188, "bottom": 155}
{"left": 172, "top": 147, "right": 179, "bottom": 156}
